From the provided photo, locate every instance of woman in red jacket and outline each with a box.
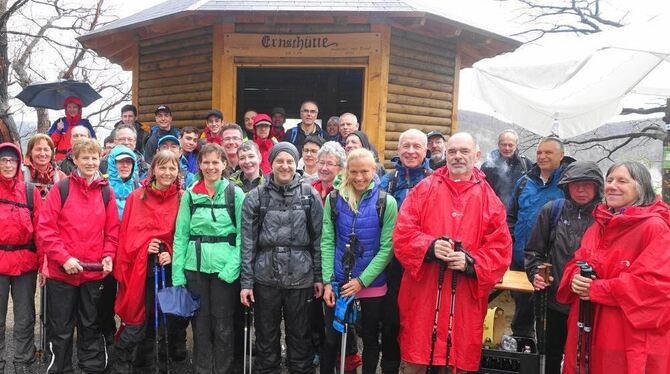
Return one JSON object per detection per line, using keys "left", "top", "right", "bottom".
{"left": 47, "top": 96, "right": 96, "bottom": 161}
{"left": 557, "top": 161, "right": 670, "bottom": 374}
{"left": 112, "top": 150, "right": 181, "bottom": 374}
{"left": 0, "top": 143, "right": 42, "bottom": 373}
{"left": 22, "top": 134, "right": 66, "bottom": 199}
{"left": 37, "top": 138, "right": 119, "bottom": 374}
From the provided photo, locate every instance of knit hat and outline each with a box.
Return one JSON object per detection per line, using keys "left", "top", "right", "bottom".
{"left": 0, "top": 147, "right": 19, "bottom": 160}
{"left": 269, "top": 142, "right": 299, "bottom": 164}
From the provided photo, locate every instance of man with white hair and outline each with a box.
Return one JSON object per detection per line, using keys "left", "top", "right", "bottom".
{"left": 393, "top": 132, "right": 512, "bottom": 373}
{"left": 379, "top": 128, "right": 433, "bottom": 374}
{"left": 481, "top": 129, "right": 533, "bottom": 207}
{"left": 338, "top": 113, "right": 359, "bottom": 146}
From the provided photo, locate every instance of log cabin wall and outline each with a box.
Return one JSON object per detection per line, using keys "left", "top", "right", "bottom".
{"left": 136, "top": 27, "right": 213, "bottom": 128}
{"left": 384, "top": 28, "right": 456, "bottom": 167}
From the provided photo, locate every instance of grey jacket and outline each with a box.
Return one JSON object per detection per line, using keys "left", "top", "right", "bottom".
{"left": 524, "top": 161, "right": 604, "bottom": 314}
{"left": 241, "top": 174, "right": 323, "bottom": 289}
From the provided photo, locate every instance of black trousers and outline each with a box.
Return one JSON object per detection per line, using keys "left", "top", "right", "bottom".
{"left": 0, "top": 272, "right": 37, "bottom": 371}
{"left": 544, "top": 308, "right": 568, "bottom": 374}
{"left": 186, "top": 271, "right": 236, "bottom": 374}
{"left": 321, "top": 297, "right": 389, "bottom": 374}
{"left": 254, "top": 284, "right": 313, "bottom": 374}
{"left": 46, "top": 279, "right": 106, "bottom": 374}
{"left": 117, "top": 265, "right": 185, "bottom": 372}
{"left": 511, "top": 262, "right": 535, "bottom": 337}
{"left": 381, "top": 259, "right": 402, "bottom": 374}
{"left": 99, "top": 274, "right": 117, "bottom": 340}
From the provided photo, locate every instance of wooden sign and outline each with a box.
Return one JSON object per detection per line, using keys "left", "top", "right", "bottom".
{"left": 223, "top": 33, "right": 381, "bottom": 58}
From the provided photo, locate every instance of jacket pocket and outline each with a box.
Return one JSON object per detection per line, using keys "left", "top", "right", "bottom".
{"left": 287, "top": 249, "right": 313, "bottom": 287}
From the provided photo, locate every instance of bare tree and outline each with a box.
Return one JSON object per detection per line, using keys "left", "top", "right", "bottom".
{"left": 6, "top": 0, "right": 129, "bottom": 136}
{"left": 0, "top": 0, "right": 29, "bottom": 143}
{"left": 504, "top": 0, "right": 668, "bottom": 163}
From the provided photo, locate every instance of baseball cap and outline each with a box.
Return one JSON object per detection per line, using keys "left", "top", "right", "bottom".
{"left": 115, "top": 153, "right": 134, "bottom": 161}
{"left": 155, "top": 105, "right": 171, "bottom": 114}
{"left": 206, "top": 109, "right": 223, "bottom": 120}
{"left": 427, "top": 131, "right": 445, "bottom": 140}
{"left": 157, "top": 135, "right": 180, "bottom": 148}
{"left": 270, "top": 107, "right": 286, "bottom": 116}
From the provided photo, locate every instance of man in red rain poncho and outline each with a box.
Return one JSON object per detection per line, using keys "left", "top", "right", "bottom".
{"left": 393, "top": 132, "right": 512, "bottom": 373}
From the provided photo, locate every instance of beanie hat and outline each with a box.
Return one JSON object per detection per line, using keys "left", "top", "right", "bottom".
{"left": 0, "top": 146, "right": 20, "bottom": 160}
{"left": 269, "top": 142, "right": 299, "bottom": 165}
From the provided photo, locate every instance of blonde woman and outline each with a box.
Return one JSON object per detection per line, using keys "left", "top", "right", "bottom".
{"left": 320, "top": 148, "right": 398, "bottom": 374}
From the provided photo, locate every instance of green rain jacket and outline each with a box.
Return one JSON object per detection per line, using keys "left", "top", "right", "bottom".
{"left": 172, "top": 179, "right": 245, "bottom": 285}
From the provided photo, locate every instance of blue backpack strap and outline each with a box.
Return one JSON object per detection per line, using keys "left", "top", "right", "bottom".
{"left": 290, "top": 127, "right": 298, "bottom": 144}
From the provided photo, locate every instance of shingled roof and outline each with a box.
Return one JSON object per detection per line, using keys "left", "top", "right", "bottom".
{"left": 83, "top": 0, "right": 515, "bottom": 44}
{"left": 79, "top": 0, "right": 520, "bottom": 69}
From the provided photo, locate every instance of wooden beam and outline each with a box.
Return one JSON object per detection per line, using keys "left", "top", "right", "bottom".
{"left": 451, "top": 42, "right": 462, "bottom": 134}
{"left": 218, "top": 23, "right": 236, "bottom": 121}
{"left": 366, "top": 24, "right": 391, "bottom": 163}
{"left": 131, "top": 43, "right": 139, "bottom": 110}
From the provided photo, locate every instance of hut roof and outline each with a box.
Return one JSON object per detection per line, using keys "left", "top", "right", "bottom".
{"left": 80, "top": 0, "right": 520, "bottom": 68}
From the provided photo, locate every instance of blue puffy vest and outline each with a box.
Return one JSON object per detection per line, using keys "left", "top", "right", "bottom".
{"left": 333, "top": 187, "right": 386, "bottom": 287}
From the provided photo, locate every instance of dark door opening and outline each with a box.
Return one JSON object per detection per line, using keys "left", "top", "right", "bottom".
{"left": 236, "top": 67, "right": 364, "bottom": 132}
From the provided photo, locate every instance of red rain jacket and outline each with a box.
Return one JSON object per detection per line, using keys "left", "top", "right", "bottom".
{"left": 114, "top": 182, "right": 180, "bottom": 325}
{"left": 0, "top": 143, "right": 43, "bottom": 276}
{"left": 557, "top": 200, "right": 670, "bottom": 374}
{"left": 393, "top": 167, "right": 512, "bottom": 371}
{"left": 37, "top": 173, "right": 119, "bottom": 286}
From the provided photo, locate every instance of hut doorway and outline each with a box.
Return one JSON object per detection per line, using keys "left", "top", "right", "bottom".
{"left": 236, "top": 67, "right": 364, "bottom": 131}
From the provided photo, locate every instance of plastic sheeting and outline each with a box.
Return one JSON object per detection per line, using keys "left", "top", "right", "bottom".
{"left": 471, "top": 15, "right": 670, "bottom": 138}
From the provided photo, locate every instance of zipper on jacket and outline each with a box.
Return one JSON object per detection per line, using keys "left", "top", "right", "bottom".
{"left": 210, "top": 198, "right": 217, "bottom": 222}
{"left": 578, "top": 207, "right": 582, "bottom": 220}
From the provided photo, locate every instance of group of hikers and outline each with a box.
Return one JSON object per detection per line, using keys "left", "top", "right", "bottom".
{"left": 0, "top": 96, "right": 669, "bottom": 374}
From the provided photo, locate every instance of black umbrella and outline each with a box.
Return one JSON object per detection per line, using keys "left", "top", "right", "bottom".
{"left": 15, "top": 80, "right": 102, "bottom": 110}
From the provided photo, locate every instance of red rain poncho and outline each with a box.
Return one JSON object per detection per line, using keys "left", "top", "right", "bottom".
{"left": 393, "top": 166, "right": 512, "bottom": 371}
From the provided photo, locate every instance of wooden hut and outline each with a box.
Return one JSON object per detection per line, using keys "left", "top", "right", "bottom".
{"left": 79, "top": 0, "right": 519, "bottom": 165}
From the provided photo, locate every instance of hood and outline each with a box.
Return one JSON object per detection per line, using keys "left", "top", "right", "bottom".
{"left": 107, "top": 144, "right": 137, "bottom": 183}
{"left": 558, "top": 161, "right": 604, "bottom": 202}
{"left": 64, "top": 96, "right": 82, "bottom": 127}
{"left": 594, "top": 199, "right": 670, "bottom": 229}
{"left": 0, "top": 142, "right": 23, "bottom": 181}
{"left": 349, "top": 131, "right": 373, "bottom": 150}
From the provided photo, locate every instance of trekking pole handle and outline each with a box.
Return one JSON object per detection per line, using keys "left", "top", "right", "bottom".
{"left": 158, "top": 242, "right": 167, "bottom": 254}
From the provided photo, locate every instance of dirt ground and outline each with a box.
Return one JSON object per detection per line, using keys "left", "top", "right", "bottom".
{"left": 0, "top": 290, "right": 517, "bottom": 373}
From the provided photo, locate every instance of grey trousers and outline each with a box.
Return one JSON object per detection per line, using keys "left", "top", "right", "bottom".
{"left": 0, "top": 271, "right": 37, "bottom": 371}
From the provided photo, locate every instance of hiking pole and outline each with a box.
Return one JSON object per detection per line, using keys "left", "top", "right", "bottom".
{"left": 250, "top": 304, "right": 254, "bottom": 373}
{"left": 536, "top": 263, "right": 552, "bottom": 374}
{"left": 243, "top": 306, "right": 250, "bottom": 374}
{"left": 39, "top": 284, "right": 47, "bottom": 363}
{"left": 579, "top": 263, "right": 595, "bottom": 374}
{"left": 426, "top": 237, "right": 449, "bottom": 374}
{"left": 159, "top": 248, "right": 171, "bottom": 374}
{"left": 444, "top": 240, "right": 462, "bottom": 374}
{"left": 153, "top": 254, "right": 160, "bottom": 374}
{"left": 339, "top": 238, "right": 356, "bottom": 374}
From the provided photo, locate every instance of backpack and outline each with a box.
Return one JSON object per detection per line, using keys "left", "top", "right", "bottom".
{"left": 0, "top": 183, "right": 37, "bottom": 251}
{"left": 258, "top": 183, "right": 315, "bottom": 242}
{"left": 289, "top": 125, "right": 323, "bottom": 144}
{"left": 386, "top": 168, "right": 432, "bottom": 195}
{"left": 0, "top": 183, "right": 35, "bottom": 219}
{"left": 186, "top": 182, "right": 237, "bottom": 227}
{"left": 328, "top": 189, "right": 388, "bottom": 230}
{"left": 58, "top": 177, "right": 111, "bottom": 209}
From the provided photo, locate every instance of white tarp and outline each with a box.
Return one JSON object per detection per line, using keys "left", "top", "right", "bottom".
{"left": 471, "top": 15, "right": 670, "bottom": 138}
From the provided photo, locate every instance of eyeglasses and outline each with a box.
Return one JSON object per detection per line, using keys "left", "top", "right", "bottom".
{"left": 115, "top": 137, "right": 136, "bottom": 142}
{"left": 317, "top": 161, "right": 340, "bottom": 168}
{"left": 0, "top": 158, "right": 18, "bottom": 165}
{"left": 223, "top": 136, "right": 242, "bottom": 142}
{"left": 303, "top": 148, "right": 319, "bottom": 154}
{"left": 301, "top": 109, "right": 318, "bottom": 115}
